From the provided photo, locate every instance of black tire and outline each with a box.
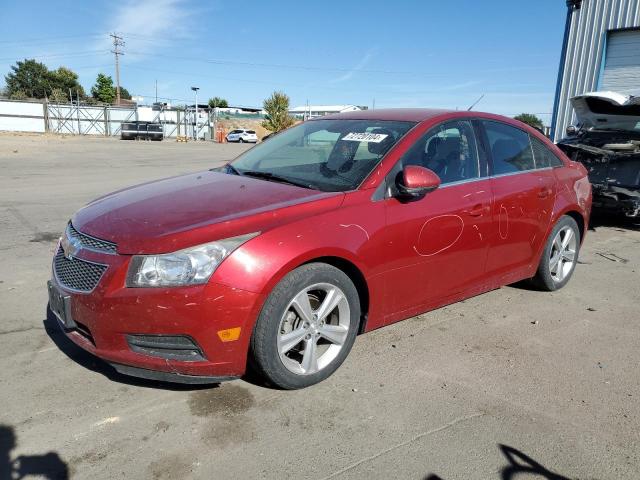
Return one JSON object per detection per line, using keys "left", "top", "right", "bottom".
{"left": 249, "top": 263, "right": 360, "bottom": 389}
{"left": 532, "top": 215, "right": 581, "bottom": 291}
{"left": 239, "top": 138, "right": 244, "bottom": 143}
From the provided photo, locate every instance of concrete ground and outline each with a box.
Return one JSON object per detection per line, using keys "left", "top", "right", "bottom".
{"left": 0, "top": 133, "right": 638, "bottom": 480}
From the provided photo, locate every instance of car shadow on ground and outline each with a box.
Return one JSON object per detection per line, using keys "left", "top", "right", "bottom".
{"left": 43, "top": 306, "right": 218, "bottom": 392}
{"left": 0, "top": 424, "right": 69, "bottom": 479}
{"left": 589, "top": 212, "right": 640, "bottom": 232}
{"left": 424, "top": 443, "right": 572, "bottom": 479}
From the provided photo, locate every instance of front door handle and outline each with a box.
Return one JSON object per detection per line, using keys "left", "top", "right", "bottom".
{"left": 464, "top": 204, "right": 487, "bottom": 217}
{"left": 537, "top": 187, "right": 552, "bottom": 199}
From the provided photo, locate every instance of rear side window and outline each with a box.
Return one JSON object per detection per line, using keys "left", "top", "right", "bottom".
{"left": 531, "top": 137, "right": 564, "bottom": 168}
{"left": 246, "top": 130, "right": 256, "bottom": 134}
{"left": 482, "top": 121, "right": 535, "bottom": 174}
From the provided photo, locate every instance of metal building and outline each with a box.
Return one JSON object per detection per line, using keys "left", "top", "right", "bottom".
{"left": 551, "top": 0, "right": 640, "bottom": 141}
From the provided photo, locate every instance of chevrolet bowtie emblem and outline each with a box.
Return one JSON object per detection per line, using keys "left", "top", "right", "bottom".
{"left": 61, "top": 233, "right": 82, "bottom": 260}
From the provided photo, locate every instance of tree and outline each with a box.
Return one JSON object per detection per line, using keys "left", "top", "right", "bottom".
{"left": 119, "top": 87, "right": 132, "bottom": 100}
{"left": 48, "top": 67, "right": 85, "bottom": 98}
{"left": 49, "top": 88, "right": 68, "bottom": 103}
{"left": 262, "top": 91, "right": 295, "bottom": 132}
{"left": 514, "top": 113, "right": 544, "bottom": 130}
{"left": 4, "top": 59, "right": 50, "bottom": 98}
{"left": 91, "top": 73, "right": 116, "bottom": 103}
{"left": 4, "top": 60, "right": 86, "bottom": 100}
{"left": 9, "top": 90, "right": 27, "bottom": 100}
{"left": 208, "top": 96, "right": 228, "bottom": 108}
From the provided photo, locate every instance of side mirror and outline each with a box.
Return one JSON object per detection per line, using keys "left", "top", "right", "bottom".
{"left": 396, "top": 165, "right": 441, "bottom": 199}
{"left": 566, "top": 125, "right": 578, "bottom": 136}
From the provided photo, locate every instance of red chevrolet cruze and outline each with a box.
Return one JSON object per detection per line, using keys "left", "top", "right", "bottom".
{"left": 48, "top": 109, "right": 592, "bottom": 389}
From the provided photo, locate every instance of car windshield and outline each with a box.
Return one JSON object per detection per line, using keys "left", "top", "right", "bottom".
{"left": 229, "top": 119, "right": 415, "bottom": 191}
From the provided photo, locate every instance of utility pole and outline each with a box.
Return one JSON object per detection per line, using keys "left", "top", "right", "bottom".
{"left": 191, "top": 86, "right": 200, "bottom": 140}
{"left": 110, "top": 33, "right": 125, "bottom": 105}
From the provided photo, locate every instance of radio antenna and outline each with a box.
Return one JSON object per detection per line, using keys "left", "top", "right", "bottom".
{"left": 467, "top": 94, "right": 485, "bottom": 111}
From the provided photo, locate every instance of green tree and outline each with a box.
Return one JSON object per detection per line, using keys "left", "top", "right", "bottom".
{"left": 49, "top": 88, "right": 68, "bottom": 103}
{"left": 10, "top": 89, "right": 27, "bottom": 100}
{"left": 208, "top": 96, "right": 229, "bottom": 108}
{"left": 261, "top": 91, "right": 295, "bottom": 132}
{"left": 119, "top": 86, "right": 132, "bottom": 100}
{"left": 514, "top": 113, "right": 544, "bottom": 130}
{"left": 48, "top": 67, "right": 85, "bottom": 98}
{"left": 91, "top": 73, "right": 116, "bottom": 103}
{"left": 4, "top": 59, "right": 50, "bottom": 98}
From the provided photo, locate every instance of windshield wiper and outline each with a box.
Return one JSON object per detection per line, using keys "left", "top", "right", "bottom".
{"left": 226, "top": 164, "right": 241, "bottom": 175}
{"left": 241, "top": 171, "right": 316, "bottom": 189}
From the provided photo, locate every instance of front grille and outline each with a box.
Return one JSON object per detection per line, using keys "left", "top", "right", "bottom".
{"left": 68, "top": 223, "right": 117, "bottom": 254}
{"left": 54, "top": 248, "right": 107, "bottom": 292}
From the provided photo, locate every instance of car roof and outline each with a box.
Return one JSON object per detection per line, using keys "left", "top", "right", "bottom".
{"left": 315, "top": 108, "right": 518, "bottom": 125}
{"left": 317, "top": 108, "right": 457, "bottom": 122}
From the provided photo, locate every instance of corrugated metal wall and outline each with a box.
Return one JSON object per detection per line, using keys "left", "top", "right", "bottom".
{"left": 552, "top": 0, "right": 640, "bottom": 141}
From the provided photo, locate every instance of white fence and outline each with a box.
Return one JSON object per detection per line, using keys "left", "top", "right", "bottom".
{"left": 0, "top": 99, "right": 216, "bottom": 139}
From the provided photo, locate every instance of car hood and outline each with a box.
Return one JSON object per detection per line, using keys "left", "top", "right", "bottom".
{"left": 571, "top": 91, "right": 640, "bottom": 130}
{"left": 72, "top": 170, "right": 344, "bottom": 254}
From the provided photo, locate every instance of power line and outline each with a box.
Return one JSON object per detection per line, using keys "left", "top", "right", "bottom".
{"left": 0, "top": 33, "right": 106, "bottom": 45}
{"left": 0, "top": 50, "right": 110, "bottom": 63}
{"left": 125, "top": 50, "right": 420, "bottom": 76}
{"left": 125, "top": 50, "right": 553, "bottom": 80}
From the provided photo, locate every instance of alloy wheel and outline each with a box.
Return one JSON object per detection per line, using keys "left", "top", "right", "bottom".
{"left": 277, "top": 283, "right": 350, "bottom": 375}
{"left": 549, "top": 225, "right": 577, "bottom": 283}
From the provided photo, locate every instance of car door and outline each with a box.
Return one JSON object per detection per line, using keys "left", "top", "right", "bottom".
{"left": 382, "top": 119, "right": 494, "bottom": 322}
{"left": 479, "top": 120, "right": 556, "bottom": 284}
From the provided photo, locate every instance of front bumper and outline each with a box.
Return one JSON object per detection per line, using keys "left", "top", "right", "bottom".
{"left": 49, "top": 245, "right": 265, "bottom": 382}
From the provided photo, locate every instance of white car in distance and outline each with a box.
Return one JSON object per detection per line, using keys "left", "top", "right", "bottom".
{"left": 226, "top": 129, "right": 258, "bottom": 143}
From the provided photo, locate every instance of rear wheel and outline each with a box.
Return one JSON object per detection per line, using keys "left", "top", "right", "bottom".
{"left": 250, "top": 263, "right": 360, "bottom": 389}
{"left": 532, "top": 216, "right": 580, "bottom": 291}
{"left": 239, "top": 138, "right": 244, "bottom": 143}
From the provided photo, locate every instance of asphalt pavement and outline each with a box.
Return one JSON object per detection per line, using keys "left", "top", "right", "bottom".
{"left": 1, "top": 134, "right": 638, "bottom": 479}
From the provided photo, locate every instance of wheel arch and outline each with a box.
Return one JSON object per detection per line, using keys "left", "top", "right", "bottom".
{"left": 301, "top": 256, "right": 370, "bottom": 334}
{"left": 563, "top": 210, "right": 585, "bottom": 244}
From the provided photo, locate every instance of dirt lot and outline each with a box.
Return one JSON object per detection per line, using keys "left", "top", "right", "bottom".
{"left": 1, "top": 133, "right": 639, "bottom": 479}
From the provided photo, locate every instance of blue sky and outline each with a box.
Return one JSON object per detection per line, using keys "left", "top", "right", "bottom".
{"left": 0, "top": 0, "right": 567, "bottom": 123}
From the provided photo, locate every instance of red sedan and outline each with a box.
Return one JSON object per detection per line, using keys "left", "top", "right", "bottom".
{"left": 48, "top": 109, "right": 592, "bottom": 389}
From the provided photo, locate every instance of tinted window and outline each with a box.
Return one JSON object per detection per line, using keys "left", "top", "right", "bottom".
{"left": 401, "top": 120, "right": 479, "bottom": 184}
{"left": 531, "top": 137, "right": 564, "bottom": 168}
{"left": 246, "top": 130, "right": 256, "bottom": 134}
{"left": 483, "top": 121, "right": 535, "bottom": 174}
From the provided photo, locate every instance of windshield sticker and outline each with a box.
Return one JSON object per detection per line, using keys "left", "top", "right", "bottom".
{"left": 341, "top": 132, "right": 389, "bottom": 143}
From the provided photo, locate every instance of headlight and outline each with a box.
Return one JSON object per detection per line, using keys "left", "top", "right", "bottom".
{"left": 126, "top": 232, "right": 259, "bottom": 287}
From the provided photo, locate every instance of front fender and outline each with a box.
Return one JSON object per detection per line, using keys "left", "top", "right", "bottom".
{"left": 212, "top": 194, "right": 384, "bottom": 296}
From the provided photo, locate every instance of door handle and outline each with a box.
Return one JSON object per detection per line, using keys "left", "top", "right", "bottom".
{"left": 537, "top": 187, "right": 552, "bottom": 199}
{"left": 464, "top": 204, "right": 486, "bottom": 217}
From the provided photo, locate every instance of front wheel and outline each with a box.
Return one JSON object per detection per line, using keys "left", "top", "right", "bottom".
{"left": 238, "top": 138, "right": 244, "bottom": 143}
{"left": 532, "top": 215, "right": 581, "bottom": 291}
{"left": 250, "top": 263, "right": 360, "bottom": 389}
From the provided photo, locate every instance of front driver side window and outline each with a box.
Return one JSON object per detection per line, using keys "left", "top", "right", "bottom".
{"left": 401, "top": 120, "right": 480, "bottom": 184}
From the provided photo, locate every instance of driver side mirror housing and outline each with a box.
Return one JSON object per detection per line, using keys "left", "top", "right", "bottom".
{"left": 396, "top": 165, "right": 441, "bottom": 199}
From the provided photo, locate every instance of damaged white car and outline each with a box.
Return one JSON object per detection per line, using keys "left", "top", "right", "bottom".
{"left": 557, "top": 91, "right": 640, "bottom": 218}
